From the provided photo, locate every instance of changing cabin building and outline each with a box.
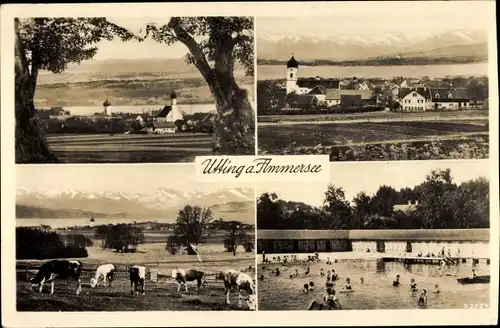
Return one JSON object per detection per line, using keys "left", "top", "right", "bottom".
{"left": 258, "top": 229, "right": 490, "bottom": 259}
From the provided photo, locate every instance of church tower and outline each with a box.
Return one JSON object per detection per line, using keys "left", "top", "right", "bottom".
{"left": 170, "top": 91, "right": 181, "bottom": 122}
{"left": 286, "top": 55, "right": 299, "bottom": 94}
{"left": 103, "top": 98, "right": 111, "bottom": 116}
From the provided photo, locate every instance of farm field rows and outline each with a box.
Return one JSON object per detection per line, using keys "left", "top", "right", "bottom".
{"left": 258, "top": 121, "right": 488, "bottom": 149}
{"left": 46, "top": 133, "right": 213, "bottom": 163}
{"left": 257, "top": 110, "right": 488, "bottom": 123}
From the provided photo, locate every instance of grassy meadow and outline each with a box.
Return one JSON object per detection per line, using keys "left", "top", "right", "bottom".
{"left": 17, "top": 230, "right": 256, "bottom": 311}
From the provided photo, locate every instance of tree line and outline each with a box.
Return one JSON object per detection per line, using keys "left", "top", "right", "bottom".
{"left": 16, "top": 227, "right": 92, "bottom": 259}
{"left": 257, "top": 168, "right": 489, "bottom": 230}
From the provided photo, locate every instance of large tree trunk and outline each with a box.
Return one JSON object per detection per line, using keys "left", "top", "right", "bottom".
{"left": 169, "top": 19, "right": 255, "bottom": 155}
{"left": 15, "top": 20, "right": 58, "bottom": 163}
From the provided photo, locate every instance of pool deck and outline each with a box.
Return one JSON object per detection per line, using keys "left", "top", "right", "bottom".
{"left": 258, "top": 252, "right": 490, "bottom": 265}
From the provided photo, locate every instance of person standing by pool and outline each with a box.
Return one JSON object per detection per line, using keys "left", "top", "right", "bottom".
{"left": 393, "top": 274, "right": 401, "bottom": 287}
{"left": 262, "top": 250, "right": 266, "bottom": 263}
{"left": 410, "top": 278, "right": 418, "bottom": 292}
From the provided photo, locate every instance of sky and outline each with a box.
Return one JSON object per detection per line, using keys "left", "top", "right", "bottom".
{"left": 92, "top": 17, "right": 189, "bottom": 60}
{"left": 257, "top": 3, "right": 490, "bottom": 40}
{"left": 16, "top": 165, "right": 253, "bottom": 194}
{"left": 258, "top": 160, "right": 489, "bottom": 207}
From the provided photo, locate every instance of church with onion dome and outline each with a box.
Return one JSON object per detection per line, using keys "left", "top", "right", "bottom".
{"left": 285, "top": 55, "right": 341, "bottom": 96}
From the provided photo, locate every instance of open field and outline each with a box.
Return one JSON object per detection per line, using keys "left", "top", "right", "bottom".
{"left": 46, "top": 133, "right": 213, "bottom": 163}
{"left": 258, "top": 110, "right": 489, "bottom": 123}
{"left": 258, "top": 120, "right": 489, "bottom": 161}
{"left": 17, "top": 241, "right": 255, "bottom": 311}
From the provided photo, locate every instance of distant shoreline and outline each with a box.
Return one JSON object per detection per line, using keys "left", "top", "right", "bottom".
{"left": 257, "top": 58, "right": 488, "bottom": 67}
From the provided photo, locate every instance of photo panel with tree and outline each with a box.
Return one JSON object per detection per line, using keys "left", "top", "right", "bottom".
{"left": 15, "top": 16, "right": 255, "bottom": 164}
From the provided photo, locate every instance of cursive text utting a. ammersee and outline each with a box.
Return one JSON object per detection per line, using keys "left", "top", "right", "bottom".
{"left": 201, "top": 157, "right": 323, "bottom": 178}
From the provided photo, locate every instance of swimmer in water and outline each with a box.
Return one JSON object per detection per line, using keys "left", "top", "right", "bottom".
{"left": 303, "top": 284, "right": 309, "bottom": 293}
{"left": 433, "top": 283, "right": 440, "bottom": 294}
{"left": 275, "top": 268, "right": 280, "bottom": 276}
{"left": 309, "top": 281, "right": 315, "bottom": 291}
{"left": 410, "top": 278, "right": 418, "bottom": 292}
{"left": 289, "top": 274, "right": 293, "bottom": 279}
{"left": 320, "top": 268, "right": 325, "bottom": 276}
{"left": 325, "top": 279, "right": 335, "bottom": 289}
{"left": 418, "top": 289, "right": 427, "bottom": 306}
{"left": 472, "top": 268, "right": 477, "bottom": 278}
{"left": 259, "top": 274, "right": 265, "bottom": 281}
{"left": 323, "top": 287, "right": 338, "bottom": 308}
{"left": 331, "top": 269, "right": 338, "bottom": 281}
{"left": 393, "top": 274, "right": 401, "bottom": 287}
{"left": 305, "top": 267, "right": 310, "bottom": 276}
{"left": 342, "top": 278, "right": 353, "bottom": 291}
{"left": 294, "top": 269, "right": 299, "bottom": 277}
{"left": 360, "top": 277, "right": 364, "bottom": 284}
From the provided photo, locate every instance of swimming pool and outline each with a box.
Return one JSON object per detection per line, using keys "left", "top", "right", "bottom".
{"left": 258, "top": 258, "right": 490, "bottom": 310}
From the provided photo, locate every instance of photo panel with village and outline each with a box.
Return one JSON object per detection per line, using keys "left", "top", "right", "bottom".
{"left": 256, "top": 160, "right": 491, "bottom": 310}
{"left": 15, "top": 16, "right": 255, "bottom": 164}
{"left": 256, "top": 3, "right": 490, "bottom": 161}
{"left": 15, "top": 164, "right": 256, "bottom": 311}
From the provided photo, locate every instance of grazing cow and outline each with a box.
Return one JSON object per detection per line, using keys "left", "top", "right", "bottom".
{"left": 30, "top": 260, "right": 82, "bottom": 295}
{"left": 90, "top": 264, "right": 116, "bottom": 288}
{"left": 217, "top": 269, "right": 256, "bottom": 310}
{"left": 171, "top": 269, "right": 206, "bottom": 293}
{"left": 129, "top": 265, "right": 146, "bottom": 296}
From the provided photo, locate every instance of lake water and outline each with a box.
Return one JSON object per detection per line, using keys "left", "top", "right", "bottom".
{"left": 258, "top": 259, "right": 490, "bottom": 310}
{"left": 61, "top": 104, "right": 216, "bottom": 116}
{"left": 16, "top": 218, "right": 169, "bottom": 229}
{"left": 258, "top": 63, "right": 488, "bottom": 80}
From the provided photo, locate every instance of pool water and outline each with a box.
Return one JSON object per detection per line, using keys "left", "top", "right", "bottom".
{"left": 258, "top": 259, "right": 490, "bottom": 310}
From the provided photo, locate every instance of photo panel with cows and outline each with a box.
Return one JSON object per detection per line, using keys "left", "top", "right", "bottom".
{"left": 15, "top": 16, "right": 256, "bottom": 164}
{"left": 256, "top": 160, "right": 491, "bottom": 310}
{"left": 16, "top": 164, "right": 256, "bottom": 311}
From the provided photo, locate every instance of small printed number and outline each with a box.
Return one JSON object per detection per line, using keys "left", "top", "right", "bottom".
{"left": 464, "top": 303, "right": 489, "bottom": 309}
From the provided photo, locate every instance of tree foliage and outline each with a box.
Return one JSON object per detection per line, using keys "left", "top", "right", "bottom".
{"left": 144, "top": 17, "right": 255, "bottom": 154}
{"left": 257, "top": 169, "right": 489, "bottom": 230}
{"left": 17, "top": 227, "right": 88, "bottom": 259}
{"left": 223, "top": 220, "right": 249, "bottom": 256}
{"left": 93, "top": 224, "right": 145, "bottom": 253}
{"left": 171, "top": 205, "right": 213, "bottom": 255}
{"left": 15, "top": 17, "right": 140, "bottom": 163}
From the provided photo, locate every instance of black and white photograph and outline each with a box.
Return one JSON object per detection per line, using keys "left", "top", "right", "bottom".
{"left": 15, "top": 16, "right": 255, "bottom": 164}
{"left": 15, "top": 165, "right": 256, "bottom": 311}
{"left": 257, "top": 160, "right": 491, "bottom": 310}
{"left": 256, "top": 2, "right": 491, "bottom": 161}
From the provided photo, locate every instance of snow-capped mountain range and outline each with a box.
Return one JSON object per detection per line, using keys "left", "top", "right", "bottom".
{"left": 257, "top": 30, "right": 488, "bottom": 61}
{"left": 16, "top": 187, "right": 254, "bottom": 222}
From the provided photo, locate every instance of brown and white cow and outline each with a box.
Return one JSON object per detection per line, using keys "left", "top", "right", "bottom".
{"left": 129, "top": 265, "right": 146, "bottom": 296}
{"left": 171, "top": 269, "right": 206, "bottom": 293}
{"left": 217, "top": 269, "right": 256, "bottom": 310}
{"left": 30, "top": 260, "right": 82, "bottom": 295}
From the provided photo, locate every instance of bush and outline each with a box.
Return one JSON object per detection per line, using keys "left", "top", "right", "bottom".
{"left": 243, "top": 241, "right": 254, "bottom": 252}
{"left": 223, "top": 239, "right": 236, "bottom": 253}
{"left": 166, "top": 235, "right": 181, "bottom": 255}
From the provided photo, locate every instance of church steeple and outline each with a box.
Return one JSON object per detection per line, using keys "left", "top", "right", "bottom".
{"left": 287, "top": 55, "right": 299, "bottom": 68}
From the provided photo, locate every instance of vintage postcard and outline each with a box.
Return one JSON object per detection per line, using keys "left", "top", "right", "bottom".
{"left": 1, "top": 1, "right": 499, "bottom": 328}
{"left": 256, "top": 6, "right": 492, "bottom": 162}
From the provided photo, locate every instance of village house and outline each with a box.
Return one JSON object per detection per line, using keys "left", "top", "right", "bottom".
{"left": 325, "top": 89, "right": 376, "bottom": 107}
{"left": 431, "top": 88, "right": 470, "bottom": 110}
{"left": 283, "top": 93, "right": 319, "bottom": 111}
{"left": 152, "top": 121, "right": 176, "bottom": 134}
{"left": 397, "top": 87, "right": 433, "bottom": 112}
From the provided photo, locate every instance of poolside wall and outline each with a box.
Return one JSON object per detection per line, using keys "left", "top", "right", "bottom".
{"left": 257, "top": 229, "right": 490, "bottom": 257}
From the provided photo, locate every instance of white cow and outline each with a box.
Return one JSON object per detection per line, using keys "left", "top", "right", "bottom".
{"left": 217, "top": 269, "right": 256, "bottom": 310}
{"left": 171, "top": 269, "right": 206, "bottom": 293}
{"left": 90, "top": 264, "right": 116, "bottom": 288}
{"left": 129, "top": 265, "right": 146, "bottom": 296}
